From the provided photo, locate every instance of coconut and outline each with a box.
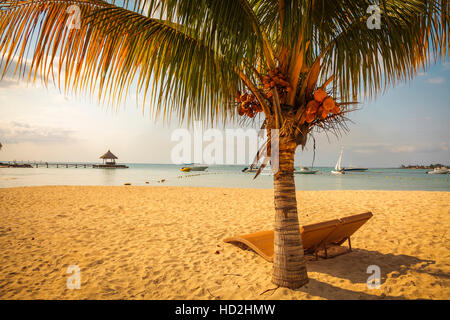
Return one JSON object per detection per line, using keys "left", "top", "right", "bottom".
{"left": 316, "top": 106, "right": 324, "bottom": 118}
{"left": 332, "top": 105, "right": 340, "bottom": 115}
{"left": 277, "top": 78, "right": 290, "bottom": 87}
{"left": 306, "top": 100, "right": 319, "bottom": 115}
{"left": 322, "top": 96, "right": 335, "bottom": 111}
{"left": 305, "top": 112, "right": 315, "bottom": 123}
{"left": 313, "top": 89, "right": 327, "bottom": 103}
{"left": 253, "top": 103, "right": 262, "bottom": 113}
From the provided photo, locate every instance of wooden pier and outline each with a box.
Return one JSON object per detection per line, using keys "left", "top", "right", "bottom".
{"left": 34, "top": 163, "right": 92, "bottom": 168}
{"left": 1, "top": 150, "right": 128, "bottom": 169}
{"left": 0, "top": 162, "right": 93, "bottom": 168}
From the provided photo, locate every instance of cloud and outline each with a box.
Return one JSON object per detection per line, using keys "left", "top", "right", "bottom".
{"left": 440, "top": 142, "right": 450, "bottom": 152}
{"left": 350, "top": 143, "right": 417, "bottom": 154}
{"left": 0, "top": 78, "right": 23, "bottom": 88}
{"left": 349, "top": 142, "right": 450, "bottom": 155}
{"left": 426, "top": 77, "right": 446, "bottom": 84}
{"left": 0, "top": 121, "right": 78, "bottom": 144}
{"left": 0, "top": 56, "right": 63, "bottom": 89}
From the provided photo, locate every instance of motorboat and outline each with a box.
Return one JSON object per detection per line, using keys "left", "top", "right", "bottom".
{"left": 342, "top": 167, "right": 368, "bottom": 172}
{"left": 180, "top": 164, "right": 208, "bottom": 172}
{"left": 295, "top": 167, "right": 318, "bottom": 174}
{"left": 427, "top": 167, "right": 448, "bottom": 174}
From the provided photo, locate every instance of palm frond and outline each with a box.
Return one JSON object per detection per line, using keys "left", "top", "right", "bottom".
{"left": 0, "top": 0, "right": 448, "bottom": 130}
{"left": 0, "top": 0, "right": 252, "bottom": 125}
{"left": 311, "top": 0, "right": 449, "bottom": 101}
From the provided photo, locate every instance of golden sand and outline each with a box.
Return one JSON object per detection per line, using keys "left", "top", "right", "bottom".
{"left": 0, "top": 186, "right": 449, "bottom": 299}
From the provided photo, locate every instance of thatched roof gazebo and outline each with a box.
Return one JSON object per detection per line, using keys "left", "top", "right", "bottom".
{"left": 100, "top": 150, "right": 118, "bottom": 165}
{"left": 94, "top": 150, "right": 128, "bottom": 169}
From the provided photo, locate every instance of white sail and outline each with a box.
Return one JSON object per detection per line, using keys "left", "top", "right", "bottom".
{"left": 335, "top": 148, "right": 344, "bottom": 171}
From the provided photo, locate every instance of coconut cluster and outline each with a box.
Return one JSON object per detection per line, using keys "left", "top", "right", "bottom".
{"left": 305, "top": 89, "right": 340, "bottom": 123}
{"left": 235, "top": 91, "right": 263, "bottom": 118}
{"left": 263, "top": 68, "right": 291, "bottom": 99}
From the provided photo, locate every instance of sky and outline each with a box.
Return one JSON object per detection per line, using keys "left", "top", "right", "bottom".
{"left": 0, "top": 58, "right": 449, "bottom": 168}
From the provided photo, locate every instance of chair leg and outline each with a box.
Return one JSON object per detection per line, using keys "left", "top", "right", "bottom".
{"left": 348, "top": 237, "right": 352, "bottom": 252}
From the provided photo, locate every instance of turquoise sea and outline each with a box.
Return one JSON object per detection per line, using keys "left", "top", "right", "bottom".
{"left": 0, "top": 163, "right": 449, "bottom": 191}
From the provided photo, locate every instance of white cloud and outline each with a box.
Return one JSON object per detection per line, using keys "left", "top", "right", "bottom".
{"left": 0, "top": 121, "right": 78, "bottom": 144}
{"left": 350, "top": 143, "right": 417, "bottom": 154}
{"left": 349, "top": 142, "right": 450, "bottom": 155}
{"left": 426, "top": 77, "right": 446, "bottom": 84}
{"left": 440, "top": 142, "right": 450, "bottom": 152}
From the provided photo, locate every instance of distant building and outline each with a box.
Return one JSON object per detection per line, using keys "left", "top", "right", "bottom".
{"left": 93, "top": 150, "right": 128, "bottom": 169}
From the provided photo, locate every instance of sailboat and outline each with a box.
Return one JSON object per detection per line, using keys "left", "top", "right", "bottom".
{"left": 331, "top": 148, "right": 344, "bottom": 175}
{"left": 295, "top": 166, "right": 318, "bottom": 174}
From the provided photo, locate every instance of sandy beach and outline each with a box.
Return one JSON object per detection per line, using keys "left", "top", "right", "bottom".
{"left": 0, "top": 186, "right": 448, "bottom": 300}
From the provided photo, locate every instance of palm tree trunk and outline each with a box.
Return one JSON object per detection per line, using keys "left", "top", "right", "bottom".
{"left": 272, "top": 137, "right": 309, "bottom": 289}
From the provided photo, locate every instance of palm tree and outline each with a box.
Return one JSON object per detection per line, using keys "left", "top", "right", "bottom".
{"left": 0, "top": 0, "right": 448, "bottom": 289}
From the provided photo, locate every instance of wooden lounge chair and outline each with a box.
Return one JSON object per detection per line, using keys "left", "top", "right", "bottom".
{"left": 318, "top": 212, "right": 373, "bottom": 259}
{"left": 223, "top": 212, "right": 372, "bottom": 262}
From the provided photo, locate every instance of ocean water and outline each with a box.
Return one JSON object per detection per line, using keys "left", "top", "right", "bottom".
{"left": 0, "top": 163, "right": 449, "bottom": 191}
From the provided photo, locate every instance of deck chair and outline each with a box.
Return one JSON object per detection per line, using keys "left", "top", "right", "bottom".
{"left": 316, "top": 212, "right": 373, "bottom": 258}
{"left": 223, "top": 212, "right": 372, "bottom": 262}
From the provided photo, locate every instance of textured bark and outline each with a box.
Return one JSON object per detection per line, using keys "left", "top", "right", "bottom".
{"left": 272, "top": 137, "right": 309, "bottom": 289}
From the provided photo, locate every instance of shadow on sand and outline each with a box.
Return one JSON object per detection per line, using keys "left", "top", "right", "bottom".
{"left": 294, "top": 247, "right": 440, "bottom": 299}
{"left": 296, "top": 278, "right": 405, "bottom": 300}
{"left": 307, "top": 248, "right": 436, "bottom": 285}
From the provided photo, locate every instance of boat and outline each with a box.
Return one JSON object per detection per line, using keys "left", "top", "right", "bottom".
{"left": 331, "top": 148, "right": 345, "bottom": 175}
{"left": 342, "top": 167, "right": 368, "bottom": 172}
{"left": 93, "top": 164, "right": 129, "bottom": 168}
{"left": 242, "top": 167, "right": 258, "bottom": 173}
{"left": 180, "top": 164, "right": 208, "bottom": 172}
{"left": 295, "top": 167, "right": 318, "bottom": 174}
{"left": 427, "top": 167, "right": 449, "bottom": 174}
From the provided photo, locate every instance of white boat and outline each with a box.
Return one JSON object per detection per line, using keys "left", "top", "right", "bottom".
{"left": 295, "top": 167, "right": 318, "bottom": 174}
{"left": 331, "top": 148, "right": 345, "bottom": 175}
{"left": 427, "top": 167, "right": 449, "bottom": 174}
{"left": 180, "top": 164, "right": 208, "bottom": 172}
